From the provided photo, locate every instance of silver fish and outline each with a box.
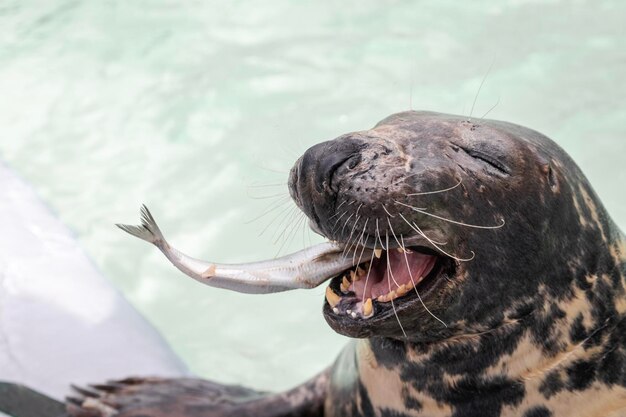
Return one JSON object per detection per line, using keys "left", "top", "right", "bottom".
{"left": 117, "top": 205, "right": 368, "bottom": 294}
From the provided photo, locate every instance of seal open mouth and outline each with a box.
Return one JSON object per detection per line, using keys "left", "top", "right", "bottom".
{"left": 324, "top": 247, "right": 444, "bottom": 320}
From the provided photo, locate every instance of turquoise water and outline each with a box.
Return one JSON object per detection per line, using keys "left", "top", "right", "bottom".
{"left": 0, "top": 0, "right": 624, "bottom": 392}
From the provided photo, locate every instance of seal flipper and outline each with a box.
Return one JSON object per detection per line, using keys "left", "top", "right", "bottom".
{"left": 67, "top": 371, "right": 329, "bottom": 417}
{"left": 0, "top": 382, "right": 67, "bottom": 417}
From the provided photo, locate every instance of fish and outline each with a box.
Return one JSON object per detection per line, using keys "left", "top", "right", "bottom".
{"left": 117, "top": 205, "right": 371, "bottom": 294}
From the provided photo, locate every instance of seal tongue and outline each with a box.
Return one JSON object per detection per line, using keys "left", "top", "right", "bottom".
{"left": 350, "top": 249, "right": 436, "bottom": 302}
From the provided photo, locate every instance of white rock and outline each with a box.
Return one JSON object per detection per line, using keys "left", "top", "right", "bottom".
{"left": 0, "top": 161, "right": 187, "bottom": 400}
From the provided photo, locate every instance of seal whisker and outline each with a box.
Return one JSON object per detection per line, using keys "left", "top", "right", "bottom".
{"left": 258, "top": 201, "right": 298, "bottom": 237}
{"left": 384, "top": 232, "right": 403, "bottom": 289}
{"left": 394, "top": 200, "right": 506, "bottom": 229}
{"left": 272, "top": 206, "right": 302, "bottom": 245}
{"left": 397, "top": 213, "right": 447, "bottom": 246}
{"left": 386, "top": 220, "right": 402, "bottom": 250}
{"left": 386, "top": 233, "right": 408, "bottom": 339}
{"left": 342, "top": 214, "right": 362, "bottom": 258}
{"left": 375, "top": 219, "right": 387, "bottom": 251}
{"left": 247, "top": 192, "right": 290, "bottom": 200}
{"left": 353, "top": 219, "right": 370, "bottom": 264}
{"left": 244, "top": 179, "right": 289, "bottom": 200}
{"left": 382, "top": 204, "right": 396, "bottom": 218}
{"left": 399, "top": 213, "right": 476, "bottom": 262}
{"left": 302, "top": 212, "right": 314, "bottom": 248}
{"left": 294, "top": 212, "right": 309, "bottom": 245}
{"left": 256, "top": 165, "right": 290, "bottom": 174}
{"left": 407, "top": 177, "right": 463, "bottom": 196}
{"left": 271, "top": 205, "right": 300, "bottom": 242}
{"left": 343, "top": 203, "right": 365, "bottom": 258}
{"left": 412, "top": 220, "right": 475, "bottom": 262}
{"left": 362, "top": 245, "right": 376, "bottom": 309}
{"left": 480, "top": 96, "right": 500, "bottom": 120}
{"left": 290, "top": 212, "right": 308, "bottom": 247}
{"left": 339, "top": 212, "right": 356, "bottom": 237}
{"left": 329, "top": 200, "right": 348, "bottom": 220}
{"left": 276, "top": 212, "right": 307, "bottom": 257}
{"left": 400, "top": 234, "right": 448, "bottom": 328}
{"left": 468, "top": 59, "right": 494, "bottom": 121}
{"left": 347, "top": 203, "right": 364, "bottom": 238}
{"left": 355, "top": 231, "right": 370, "bottom": 266}
{"left": 331, "top": 209, "right": 350, "bottom": 230}
{"left": 386, "top": 217, "right": 446, "bottom": 328}
{"left": 348, "top": 224, "right": 367, "bottom": 265}
{"left": 390, "top": 171, "right": 424, "bottom": 186}
{"left": 246, "top": 182, "right": 287, "bottom": 188}
{"left": 343, "top": 218, "right": 362, "bottom": 260}
{"left": 245, "top": 195, "right": 292, "bottom": 225}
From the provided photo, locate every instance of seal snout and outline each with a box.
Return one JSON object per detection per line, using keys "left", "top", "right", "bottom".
{"left": 289, "top": 138, "right": 365, "bottom": 235}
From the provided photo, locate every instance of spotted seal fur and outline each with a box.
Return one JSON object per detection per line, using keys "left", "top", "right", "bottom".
{"left": 3, "top": 111, "right": 625, "bottom": 417}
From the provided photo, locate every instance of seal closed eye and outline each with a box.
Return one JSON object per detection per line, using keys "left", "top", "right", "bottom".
{"left": 7, "top": 111, "right": 623, "bottom": 417}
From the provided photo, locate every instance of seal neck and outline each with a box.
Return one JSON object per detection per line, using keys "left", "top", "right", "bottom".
{"left": 362, "top": 316, "right": 625, "bottom": 416}
{"left": 361, "top": 250, "right": 626, "bottom": 415}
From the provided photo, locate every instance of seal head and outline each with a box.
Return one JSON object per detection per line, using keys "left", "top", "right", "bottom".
{"left": 288, "top": 111, "right": 626, "bottom": 417}
{"left": 289, "top": 111, "right": 625, "bottom": 345}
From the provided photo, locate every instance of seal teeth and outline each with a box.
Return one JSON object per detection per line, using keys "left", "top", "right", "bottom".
{"left": 378, "top": 290, "right": 397, "bottom": 303}
{"left": 396, "top": 284, "right": 409, "bottom": 297}
{"left": 340, "top": 276, "right": 351, "bottom": 293}
{"left": 375, "top": 280, "right": 418, "bottom": 303}
{"left": 349, "top": 270, "right": 357, "bottom": 282}
{"left": 325, "top": 287, "right": 341, "bottom": 308}
{"left": 362, "top": 298, "right": 373, "bottom": 317}
{"left": 374, "top": 248, "right": 383, "bottom": 259}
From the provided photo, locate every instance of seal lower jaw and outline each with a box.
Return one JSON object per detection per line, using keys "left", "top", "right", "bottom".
{"left": 324, "top": 246, "right": 447, "bottom": 321}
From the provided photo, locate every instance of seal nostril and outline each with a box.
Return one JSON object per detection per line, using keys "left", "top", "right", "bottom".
{"left": 310, "top": 141, "right": 364, "bottom": 194}
{"left": 321, "top": 153, "right": 361, "bottom": 193}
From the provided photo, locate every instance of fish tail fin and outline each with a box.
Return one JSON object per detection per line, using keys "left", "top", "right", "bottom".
{"left": 0, "top": 382, "right": 67, "bottom": 417}
{"left": 116, "top": 204, "right": 166, "bottom": 245}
